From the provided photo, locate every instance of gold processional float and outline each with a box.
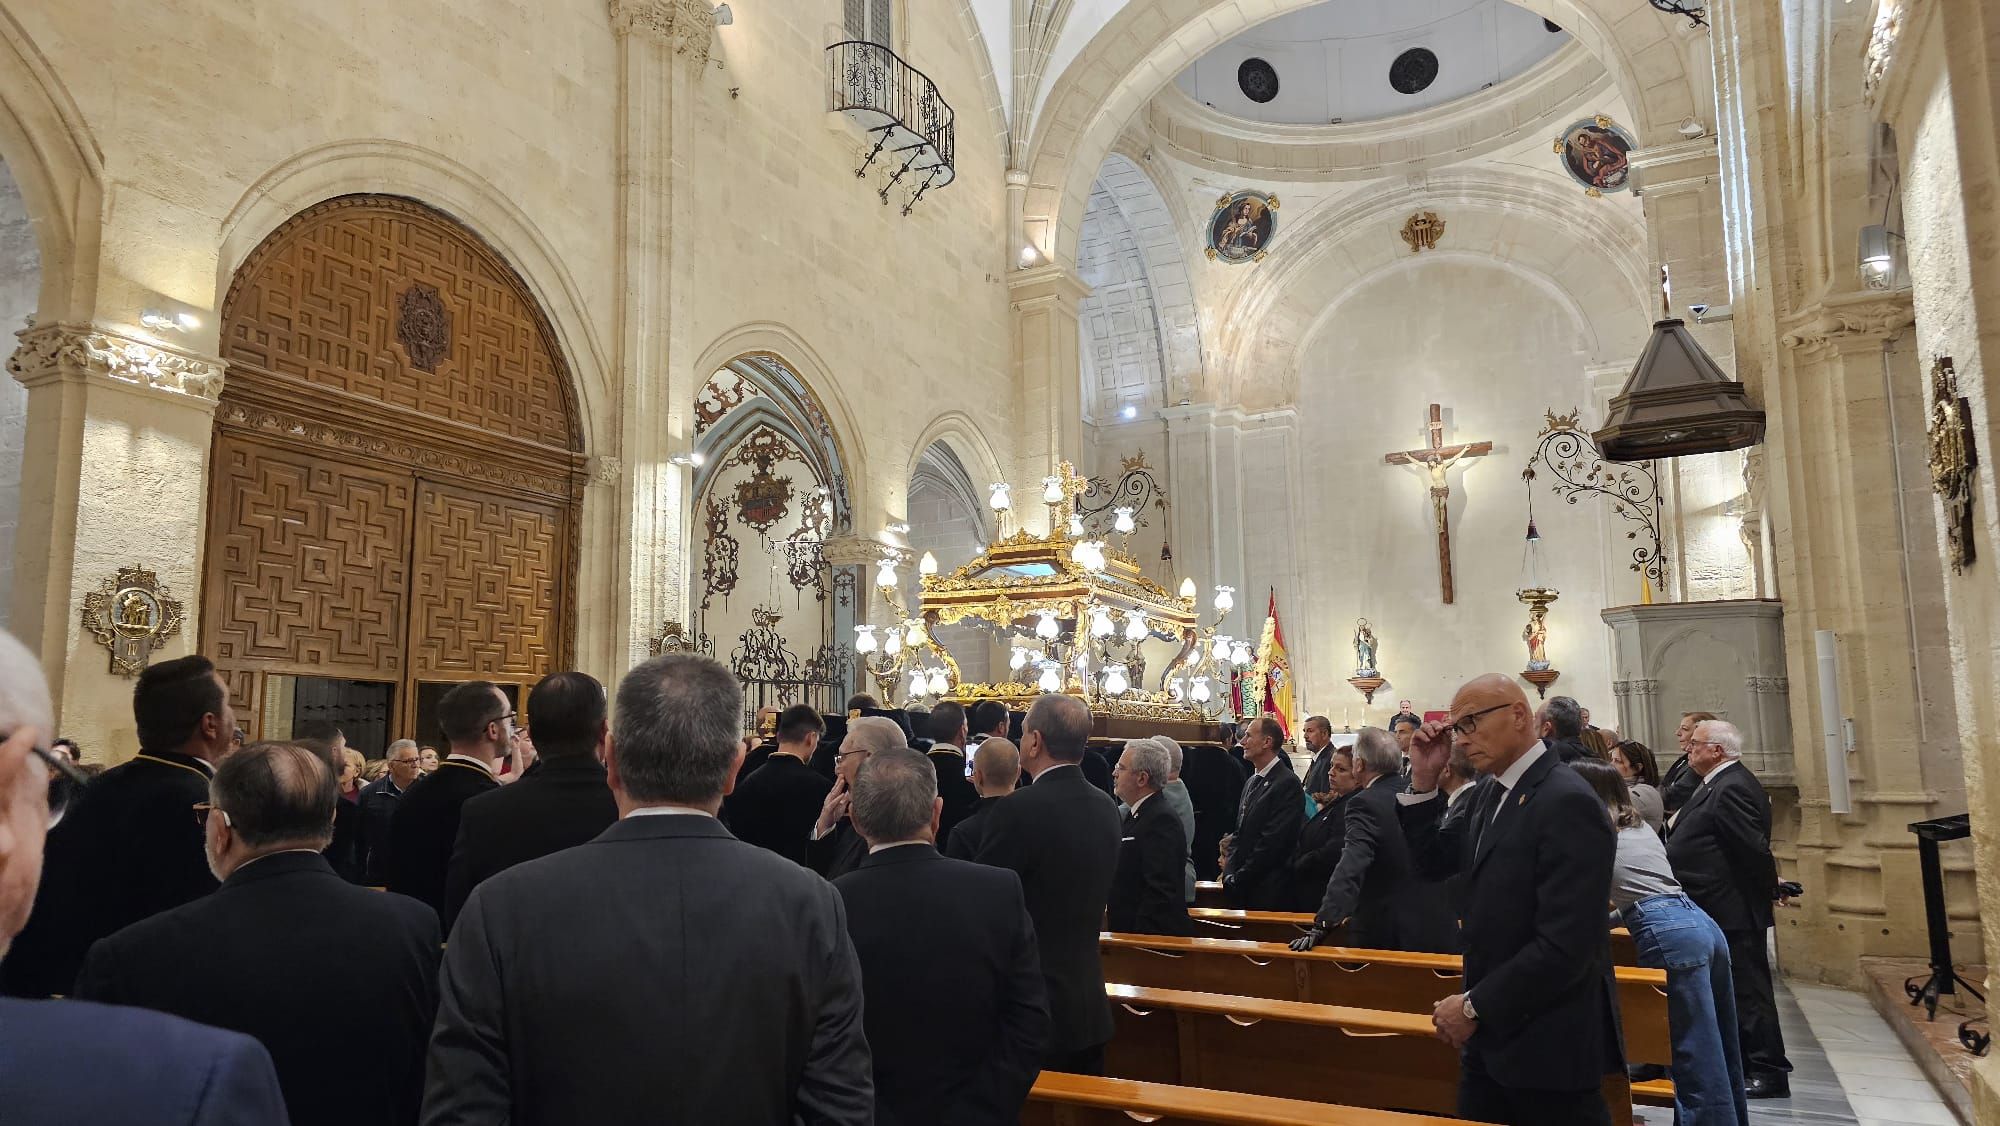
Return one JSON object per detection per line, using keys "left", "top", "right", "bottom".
{"left": 852, "top": 462, "right": 1247, "bottom": 744}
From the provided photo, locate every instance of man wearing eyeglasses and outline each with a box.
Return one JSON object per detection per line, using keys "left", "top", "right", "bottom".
{"left": 2, "top": 654, "right": 237, "bottom": 1000}
{"left": 0, "top": 629, "right": 290, "bottom": 1124}
{"left": 355, "top": 740, "right": 424, "bottom": 886}
{"left": 387, "top": 683, "right": 512, "bottom": 916}
{"left": 1396, "top": 674, "right": 1621, "bottom": 1126}
{"left": 810, "top": 717, "right": 904, "bottom": 880}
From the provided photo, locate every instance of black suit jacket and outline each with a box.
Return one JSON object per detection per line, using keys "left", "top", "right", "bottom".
{"left": 1287, "top": 792, "right": 1348, "bottom": 911}
{"left": 1302, "top": 745, "right": 1337, "bottom": 797}
{"left": 1223, "top": 757, "right": 1305, "bottom": 910}
{"left": 386, "top": 759, "right": 498, "bottom": 914}
{"left": 1547, "top": 736, "right": 1594, "bottom": 764}
{"left": 1660, "top": 752, "right": 1699, "bottom": 813}
{"left": 74, "top": 852, "right": 441, "bottom": 1126}
{"left": 727, "top": 753, "right": 833, "bottom": 867}
{"left": 1079, "top": 747, "right": 1114, "bottom": 794}
{"left": 945, "top": 795, "right": 1004, "bottom": 861}
{"left": 1179, "top": 744, "right": 1243, "bottom": 880}
{"left": 974, "top": 764, "right": 1122, "bottom": 1054}
{"left": 443, "top": 756, "right": 618, "bottom": 931}
{"left": 1401, "top": 749, "right": 1621, "bottom": 1091}
{"left": 1664, "top": 762, "right": 1778, "bottom": 932}
{"left": 1310, "top": 774, "right": 1451, "bottom": 952}
{"left": 1, "top": 750, "right": 216, "bottom": 998}
{"left": 811, "top": 818, "right": 870, "bottom": 881}
{"left": 928, "top": 746, "right": 980, "bottom": 850}
{"left": 835, "top": 845, "right": 1048, "bottom": 1125}
{"left": 424, "top": 814, "right": 872, "bottom": 1125}
{"left": 0, "top": 997, "right": 288, "bottom": 1125}
{"left": 1108, "top": 795, "right": 1194, "bottom": 936}
{"left": 355, "top": 774, "right": 411, "bottom": 885}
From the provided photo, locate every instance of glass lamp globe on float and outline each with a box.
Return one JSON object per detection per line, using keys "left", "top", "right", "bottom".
{"left": 1229, "top": 640, "right": 1253, "bottom": 668}
{"left": 1009, "top": 645, "right": 1030, "bottom": 672}
{"left": 1213, "top": 585, "right": 1235, "bottom": 615}
{"left": 1089, "top": 606, "right": 1115, "bottom": 639}
{"left": 882, "top": 629, "right": 903, "bottom": 657}
{"left": 1102, "top": 664, "right": 1130, "bottom": 697}
{"left": 918, "top": 552, "right": 938, "bottom": 578}
{"left": 1123, "top": 612, "right": 1149, "bottom": 642}
{"left": 853, "top": 625, "right": 877, "bottom": 654}
{"left": 1037, "top": 661, "right": 1063, "bottom": 693}
{"left": 905, "top": 618, "right": 929, "bottom": 648}
{"left": 1179, "top": 577, "right": 1198, "bottom": 601}
{"left": 1034, "top": 610, "right": 1061, "bottom": 641}
{"left": 926, "top": 667, "right": 949, "bottom": 696}
{"left": 1191, "top": 676, "right": 1213, "bottom": 704}
{"left": 1212, "top": 634, "right": 1233, "bottom": 662}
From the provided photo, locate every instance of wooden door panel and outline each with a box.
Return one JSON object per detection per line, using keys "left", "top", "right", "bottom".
{"left": 408, "top": 480, "right": 564, "bottom": 679}
{"left": 204, "top": 435, "right": 414, "bottom": 676}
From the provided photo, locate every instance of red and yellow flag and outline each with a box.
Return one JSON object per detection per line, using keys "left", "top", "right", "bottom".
{"left": 1257, "top": 589, "right": 1294, "bottom": 738}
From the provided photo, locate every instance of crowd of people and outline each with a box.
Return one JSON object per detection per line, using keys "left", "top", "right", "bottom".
{"left": 0, "top": 622, "right": 1792, "bottom": 1126}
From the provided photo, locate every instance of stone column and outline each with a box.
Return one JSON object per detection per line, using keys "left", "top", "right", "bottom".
{"left": 608, "top": 0, "right": 712, "bottom": 669}
{"left": 1009, "top": 263, "right": 1088, "bottom": 524}
{"left": 7, "top": 322, "right": 224, "bottom": 755}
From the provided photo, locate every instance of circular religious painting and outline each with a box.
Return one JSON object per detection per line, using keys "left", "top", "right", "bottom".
{"left": 1555, "top": 116, "right": 1635, "bottom": 196}
{"left": 1206, "top": 190, "right": 1278, "bottom": 264}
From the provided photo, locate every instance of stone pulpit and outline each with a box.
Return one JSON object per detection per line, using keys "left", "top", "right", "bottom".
{"left": 1601, "top": 599, "right": 1793, "bottom": 783}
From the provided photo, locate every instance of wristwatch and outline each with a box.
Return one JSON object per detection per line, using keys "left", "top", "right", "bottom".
{"left": 1461, "top": 993, "right": 1479, "bottom": 1021}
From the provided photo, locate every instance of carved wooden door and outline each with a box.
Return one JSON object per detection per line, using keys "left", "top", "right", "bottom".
{"left": 206, "top": 195, "right": 583, "bottom": 742}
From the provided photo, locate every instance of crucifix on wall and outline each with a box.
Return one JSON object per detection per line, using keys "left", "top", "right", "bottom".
{"left": 1384, "top": 403, "right": 1492, "bottom": 604}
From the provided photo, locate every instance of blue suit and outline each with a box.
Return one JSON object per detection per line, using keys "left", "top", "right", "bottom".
{"left": 0, "top": 997, "right": 289, "bottom": 1125}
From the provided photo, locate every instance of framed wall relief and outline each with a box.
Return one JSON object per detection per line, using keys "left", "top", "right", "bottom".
{"left": 1554, "top": 116, "right": 1635, "bottom": 197}
{"left": 1206, "top": 190, "right": 1278, "bottom": 263}
{"left": 1927, "top": 355, "right": 1978, "bottom": 573}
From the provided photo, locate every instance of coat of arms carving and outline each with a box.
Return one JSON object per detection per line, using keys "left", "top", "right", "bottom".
{"left": 1927, "top": 355, "right": 1978, "bottom": 573}
{"left": 81, "top": 565, "right": 185, "bottom": 676}
{"left": 396, "top": 282, "right": 452, "bottom": 372}
{"left": 1400, "top": 211, "right": 1446, "bottom": 254}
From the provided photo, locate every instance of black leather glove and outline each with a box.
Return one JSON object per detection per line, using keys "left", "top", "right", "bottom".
{"left": 1289, "top": 927, "right": 1325, "bottom": 952}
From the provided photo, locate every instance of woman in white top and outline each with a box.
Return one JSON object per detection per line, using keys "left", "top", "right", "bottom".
{"left": 1572, "top": 760, "right": 1749, "bottom": 1126}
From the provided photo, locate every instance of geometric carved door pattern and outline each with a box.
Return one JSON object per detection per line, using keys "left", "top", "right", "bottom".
{"left": 205, "top": 194, "right": 584, "bottom": 742}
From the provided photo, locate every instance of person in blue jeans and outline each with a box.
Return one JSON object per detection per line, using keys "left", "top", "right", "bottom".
{"left": 1573, "top": 761, "right": 1749, "bottom": 1126}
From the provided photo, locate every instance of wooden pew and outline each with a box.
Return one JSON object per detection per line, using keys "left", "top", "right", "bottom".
{"left": 1100, "top": 982, "right": 1640, "bottom": 1126}
{"left": 1024, "top": 1072, "right": 1479, "bottom": 1125}
{"left": 1195, "top": 880, "right": 1228, "bottom": 909}
{"left": 1186, "top": 908, "right": 1641, "bottom": 967}
{"left": 1100, "top": 932, "right": 1671, "bottom": 1067}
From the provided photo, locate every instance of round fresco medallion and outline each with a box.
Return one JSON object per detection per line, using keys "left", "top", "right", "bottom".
{"left": 1554, "top": 116, "right": 1636, "bottom": 197}
{"left": 1205, "top": 190, "right": 1278, "bottom": 264}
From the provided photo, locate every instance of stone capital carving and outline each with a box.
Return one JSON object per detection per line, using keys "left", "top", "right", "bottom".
{"left": 588, "top": 455, "right": 623, "bottom": 486}
{"left": 8, "top": 322, "right": 226, "bottom": 403}
{"left": 1745, "top": 675, "right": 1790, "bottom": 694}
{"left": 607, "top": 0, "right": 714, "bottom": 64}
{"left": 1779, "top": 293, "right": 1916, "bottom": 353}
{"left": 819, "top": 534, "right": 905, "bottom": 568}
{"left": 1612, "top": 677, "right": 1661, "bottom": 697}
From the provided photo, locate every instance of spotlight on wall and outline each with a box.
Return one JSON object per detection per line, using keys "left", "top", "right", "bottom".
{"left": 1018, "top": 245, "right": 1044, "bottom": 269}
{"left": 1120, "top": 404, "right": 1138, "bottom": 420}
{"left": 712, "top": 3, "right": 733, "bottom": 25}
{"left": 669, "top": 451, "right": 707, "bottom": 468}
{"left": 1859, "top": 223, "right": 1898, "bottom": 291}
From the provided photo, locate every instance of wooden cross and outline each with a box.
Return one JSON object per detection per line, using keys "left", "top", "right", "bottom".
{"left": 1383, "top": 404, "right": 1493, "bottom": 604}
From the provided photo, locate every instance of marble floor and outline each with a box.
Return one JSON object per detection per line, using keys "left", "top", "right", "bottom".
{"left": 1633, "top": 980, "right": 1963, "bottom": 1126}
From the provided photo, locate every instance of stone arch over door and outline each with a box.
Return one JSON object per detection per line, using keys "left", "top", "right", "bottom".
{"left": 204, "top": 194, "right": 586, "bottom": 752}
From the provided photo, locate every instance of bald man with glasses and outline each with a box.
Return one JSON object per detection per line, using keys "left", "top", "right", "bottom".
{"left": 1395, "top": 674, "right": 1622, "bottom": 1126}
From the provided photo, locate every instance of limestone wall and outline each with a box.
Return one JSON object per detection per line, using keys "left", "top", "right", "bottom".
{"left": 0, "top": 160, "right": 34, "bottom": 629}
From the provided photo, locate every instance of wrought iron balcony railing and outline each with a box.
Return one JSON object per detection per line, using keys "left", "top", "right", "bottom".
{"left": 826, "top": 39, "right": 956, "bottom": 214}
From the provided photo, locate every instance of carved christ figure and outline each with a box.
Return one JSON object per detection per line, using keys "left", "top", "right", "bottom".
{"left": 1383, "top": 404, "right": 1492, "bottom": 605}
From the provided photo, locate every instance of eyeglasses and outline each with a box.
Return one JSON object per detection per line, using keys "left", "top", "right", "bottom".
{"left": 29, "top": 742, "right": 90, "bottom": 790}
{"left": 388, "top": 757, "right": 421, "bottom": 766}
{"left": 489, "top": 711, "right": 517, "bottom": 729}
{"left": 192, "top": 802, "right": 233, "bottom": 829}
{"left": 835, "top": 749, "right": 867, "bottom": 761}
{"left": 1449, "top": 703, "right": 1511, "bottom": 738}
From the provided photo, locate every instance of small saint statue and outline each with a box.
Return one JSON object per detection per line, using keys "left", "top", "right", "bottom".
{"left": 1353, "top": 618, "right": 1378, "bottom": 677}
{"left": 1523, "top": 616, "right": 1550, "bottom": 671}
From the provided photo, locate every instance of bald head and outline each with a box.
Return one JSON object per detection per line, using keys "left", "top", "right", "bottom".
{"left": 971, "top": 737, "right": 1020, "bottom": 797}
{"left": 212, "top": 741, "right": 339, "bottom": 852}
{"left": 1448, "top": 674, "right": 1537, "bottom": 776}
{"left": 0, "top": 630, "right": 53, "bottom": 955}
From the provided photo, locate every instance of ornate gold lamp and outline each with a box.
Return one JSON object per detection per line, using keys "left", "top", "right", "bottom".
{"left": 1516, "top": 469, "right": 1561, "bottom": 699}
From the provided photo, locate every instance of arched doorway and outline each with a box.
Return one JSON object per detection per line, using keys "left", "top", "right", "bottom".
{"left": 205, "top": 194, "right": 584, "bottom": 755}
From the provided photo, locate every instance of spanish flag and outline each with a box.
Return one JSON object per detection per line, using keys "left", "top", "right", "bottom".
{"left": 1257, "top": 589, "right": 1294, "bottom": 739}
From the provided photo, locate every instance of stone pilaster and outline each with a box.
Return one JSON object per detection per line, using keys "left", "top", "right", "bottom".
{"left": 607, "top": 0, "right": 713, "bottom": 669}
{"left": 1008, "top": 263, "right": 1089, "bottom": 524}
{"left": 7, "top": 322, "right": 225, "bottom": 754}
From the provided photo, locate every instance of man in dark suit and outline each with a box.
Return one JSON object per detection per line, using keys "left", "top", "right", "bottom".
{"left": 1399, "top": 674, "right": 1620, "bottom": 1126}
{"left": 1300, "top": 715, "right": 1338, "bottom": 797}
{"left": 0, "top": 630, "right": 289, "bottom": 1124}
{"left": 1107, "top": 738, "right": 1192, "bottom": 936}
{"left": 969, "top": 700, "right": 1010, "bottom": 747}
{"left": 1286, "top": 745, "right": 1355, "bottom": 911}
{"left": 974, "top": 693, "right": 1122, "bottom": 1074}
{"left": 75, "top": 740, "right": 441, "bottom": 1126}
{"left": 423, "top": 653, "right": 872, "bottom": 1124}
{"left": 1178, "top": 739, "right": 1242, "bottom": 880}
{"left": 923, "top": 702, "right": 980, "bottom": 850}
{"left": 1660, "top": 710, "right": 1718, "bottom": 815}
{"left": 1220, "top": 715, "right": 1304, "bottom": 910}
{"left": 945, "top": 735, "right": 1018, "bottom": 861}
{"left": 2, "top": 654, "right": 235, "bottom": 998}
{"left": 727, "top": 703, "right": 831, "bottom": 866}
{"left": 836, "top": 747, "right": 1047, "bottom": 1124}
{"left": 1666, "top": 718, "right": 1792, "bottom": 1098}
{"left": 1292, "top": 727, "right": 1451, "bottom": 953}
{"left": 1537, "top": 696, "right": 1596, "bottom": 764}
{"left": 811, "top": 716, "right": 906, "bottom": 880}
{"left": 386, "top": 681, "right": 511, "bottom": 914}
{"left": 443, "top": 672, "right": 618, "bottom": 930}
{"left": 356, "top": 739, "right": 424, "bottom": 884}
